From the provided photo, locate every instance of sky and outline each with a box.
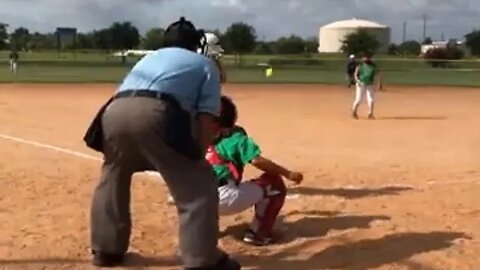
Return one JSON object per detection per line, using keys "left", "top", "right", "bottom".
{"left": 1, "top": 0, "right": 479, "bottom": 43}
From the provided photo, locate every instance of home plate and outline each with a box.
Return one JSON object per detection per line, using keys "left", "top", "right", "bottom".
{"left": 287, "top": 194, "right": 301, "bottom": 199}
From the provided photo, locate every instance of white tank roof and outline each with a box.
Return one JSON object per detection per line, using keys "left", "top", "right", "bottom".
{"left": 322, "top": 18, "right": 388, "bottom": 29}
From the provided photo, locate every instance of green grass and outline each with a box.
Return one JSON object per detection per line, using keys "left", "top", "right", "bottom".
{"left": 0, "top": 50, "right": 479, "bottom": 87}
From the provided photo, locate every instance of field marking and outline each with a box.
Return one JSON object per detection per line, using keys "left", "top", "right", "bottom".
{"left": 0, "top": 132, "right": 161, "bottom": 175}
{"left": 0, "top": 133, "right": 102, "bottom": 162}
{"left": 0, "top": 133, "right": 478, "bottom": 190}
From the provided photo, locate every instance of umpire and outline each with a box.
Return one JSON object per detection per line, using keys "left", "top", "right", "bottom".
{"left": 84, "top": 17, "right": 241, "bottom": 270}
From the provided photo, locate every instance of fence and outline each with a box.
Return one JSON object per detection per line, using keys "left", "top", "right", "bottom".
{"left": 0, "top": 51, "right": 479, "bottom": 86}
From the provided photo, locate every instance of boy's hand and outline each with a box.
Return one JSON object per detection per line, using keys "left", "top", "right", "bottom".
{"left": 287, "top": 171, "right": 303, "bottom": 185}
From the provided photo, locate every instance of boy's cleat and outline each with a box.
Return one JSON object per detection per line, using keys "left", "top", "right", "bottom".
{"left": 242, "top": 229, "right": 274, "bottom": 246}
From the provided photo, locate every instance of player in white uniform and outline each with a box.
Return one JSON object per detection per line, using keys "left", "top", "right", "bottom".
{"left": 9, "top": 51, "right": 19, "bottom": 76}
{"left": 352, "top": 53, "right": 384, "bottom": 119}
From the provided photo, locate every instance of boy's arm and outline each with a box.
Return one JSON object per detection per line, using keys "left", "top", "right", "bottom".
{"left": 375, "top": 68, "right": 385, "bottom": 92}
{"left": 197, "top": 113, "right": 217, "bottom": 155}
{"left": 354, "top": 65, "right": 360, "bottom": 82}
{"left": 250, "top": 155, "right": 303, "bottom": 185}
{"left": 235, "top": 131, "right": 303, "bottom": 185}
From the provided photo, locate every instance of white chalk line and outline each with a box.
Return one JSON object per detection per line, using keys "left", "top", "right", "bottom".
{"left": 0, "top": 133, "right": 478, "bottom": 193}
{"left": 0, "top": 133, "right": 102, "bottom": 162}
{"left": 0, "top": 133, "right": 162, "bottom": 177}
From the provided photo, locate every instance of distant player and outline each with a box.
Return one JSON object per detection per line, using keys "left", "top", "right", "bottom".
{"left": 207, "top": 96, "right": 304, "bottom": 246}
{"left": 9, "top": 50, "right": 19, "bottom": 75}
{"left": 352, "top": 52, "right": 384, "bottom": 119}
{"left": 346, "top": 54, "right": 357, "bottom": 88}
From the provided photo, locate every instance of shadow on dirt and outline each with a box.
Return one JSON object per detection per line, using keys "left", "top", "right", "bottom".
{"left": 0, "top": 258, "right": 87, "bottom": 265}
{"left": 0, "top": 253, "right": 179, "bottom": 267}
{"left": 240, "top": 231, "right": 469, "bottom": 270}
{"left": 221, "top": 210, "right": 391, "bottom": 245}
{"left": 378, "top": 116, "right": 447, "bottom": 121}
{"left": 293, "top": 185, "right": 413, "bottom": 199}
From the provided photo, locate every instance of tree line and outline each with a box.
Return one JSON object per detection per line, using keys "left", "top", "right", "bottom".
{"left": 1, "top": 20, "right": 479, "bottom": 58}
{"left": 0, "top": 21, "right": 318, "bottom": 55}
{"left": 342, "top": 29, "right": 480, "bottom": 58}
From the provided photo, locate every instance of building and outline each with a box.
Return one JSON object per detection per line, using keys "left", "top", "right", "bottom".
{"left": 55, "top": 27, "right": 77, "bottom": 49}
{"left": 318, "top": 18, "right": 391, "bottom": 53}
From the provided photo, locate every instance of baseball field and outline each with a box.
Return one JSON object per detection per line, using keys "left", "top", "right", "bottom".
{"left": 1, "top": 81, "right": 479, "bottom": 269}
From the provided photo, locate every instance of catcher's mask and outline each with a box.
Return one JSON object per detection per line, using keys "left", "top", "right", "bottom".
{"left": 163, "top": 17, "right": 207, "bottom": 53}
{"left": 197, "top": 32, "right": 224, "bottom": 58}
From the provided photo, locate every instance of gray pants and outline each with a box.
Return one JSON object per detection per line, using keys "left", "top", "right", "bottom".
{"left": 90, "top": 97, "right": 223, "bottom": 268}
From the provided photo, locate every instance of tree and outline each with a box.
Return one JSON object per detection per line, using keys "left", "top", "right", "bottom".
{"left": 272, "top": 35, "right": 305, "bottom": 54}
{"left": 0, "top": 23, "right": 9, "bottom": 50}
{"left": 388, "top": 44, "right": 399, "bottom": 55}
{"left": 303, "top": 37, "right": 319, "bottom": 54}
{"left": 10, "top": 27, "right": 31, "bottom": 51}
{"left": 340, "top": 29, "right": 380, "bottom": 56}
{"left": 253, "top": 41, "right": 273, "bottom": 54}
{"left": 423, "top": 37, "right": 433, "bottom": 45}
{"left": 465, "top": 30, "right": 480, "bottom": 56}
{"left": 29, "top": 32, "right": 56, "bottom": 50}
{"left": 109, "top": 22, "right": 140, "bottom": 50}
{"left": 141, "top": 27, "right": 164, "bottom": 50}
{"left": 398, "top": 40, "right": 421, "bottom": 56}
{"left": 77, "top": 32, "right": 95, "bottom": 49}
{"left": 92, "top": 28, "right": 113, "bottom": 51}
{"left": 223, "top": 22, "right": 256, "bottom": 59}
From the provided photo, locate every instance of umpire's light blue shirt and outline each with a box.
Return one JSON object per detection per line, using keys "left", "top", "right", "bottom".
{"left": 116, "top": 47, "right": 221, "bottom": 116}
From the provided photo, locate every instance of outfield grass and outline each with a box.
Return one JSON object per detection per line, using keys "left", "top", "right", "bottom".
{"left": 0, "top": 50, "right": 479, "bottom": 87}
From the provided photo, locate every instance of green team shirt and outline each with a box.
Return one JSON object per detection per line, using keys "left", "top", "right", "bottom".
{"left": 210, "top": 126, "right": 261, "bottom": 185}
{"left": 357, "top": 62, "right": 377, "bottom": 85}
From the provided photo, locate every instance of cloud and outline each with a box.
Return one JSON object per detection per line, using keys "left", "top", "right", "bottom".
{"left": 1, "top": 0, "right": 478, "bottom": 43}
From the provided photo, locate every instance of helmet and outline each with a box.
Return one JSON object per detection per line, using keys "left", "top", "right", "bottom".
{"left": 163, "top": 17, "right": 205, "bottom": 52}
{"left": 198, "top": 32, "right": 224, "bottom": 57}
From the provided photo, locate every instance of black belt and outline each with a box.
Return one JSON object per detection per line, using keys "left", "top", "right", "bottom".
{"left": 114, "top": 90, "right": 177, "bottom": 105}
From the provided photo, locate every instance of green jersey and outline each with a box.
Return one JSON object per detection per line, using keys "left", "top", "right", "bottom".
{"left": 205, "top": 126, "right": 261, "bottom": 185}
{"left": 357, "top": 62, "right": 377, "bottom": 85}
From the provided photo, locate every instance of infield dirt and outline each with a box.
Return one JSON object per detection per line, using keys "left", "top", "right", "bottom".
{"left": 0, "top": 84, "right": 479, "bottom": 269}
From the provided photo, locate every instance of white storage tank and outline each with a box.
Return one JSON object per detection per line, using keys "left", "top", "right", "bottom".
{"left": 318, "top": 18, "right": 391, "bottom": 53}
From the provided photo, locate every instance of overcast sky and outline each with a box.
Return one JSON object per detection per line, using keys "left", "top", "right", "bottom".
{"left": 1, "top": 0, "right": 479, "bottom": 43}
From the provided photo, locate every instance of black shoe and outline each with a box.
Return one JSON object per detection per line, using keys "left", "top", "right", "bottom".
{"left": 242, "top": 229, "right": 274, "bottom": 246}
{"left": 185, "top": 254, "right": 241, "bottom": 270}
{"left": 91, "top": 250, "right": 125, "bottom": 267}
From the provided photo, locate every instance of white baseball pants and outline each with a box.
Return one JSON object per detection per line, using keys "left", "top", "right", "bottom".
{"left": 218, "top": 180, "right": 264, "bottom": 216}
{"left": 220, "top": 173, "right": 287, "bottom": 237}
{"left": 352, "top": 83, "right": 375, "bottom": 114}
{"left": 168, "top": 173, "right": 287, "bottom": 237}
{"left": 168, "top": 181, "right": 263, "bottom": 213}
{"left": 9, "top": 60, "right": 17, "bottom": 75}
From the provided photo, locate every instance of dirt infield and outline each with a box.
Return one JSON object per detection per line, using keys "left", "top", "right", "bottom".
{"left": 0, "top": 83, "right": 479, "bottom": 270}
